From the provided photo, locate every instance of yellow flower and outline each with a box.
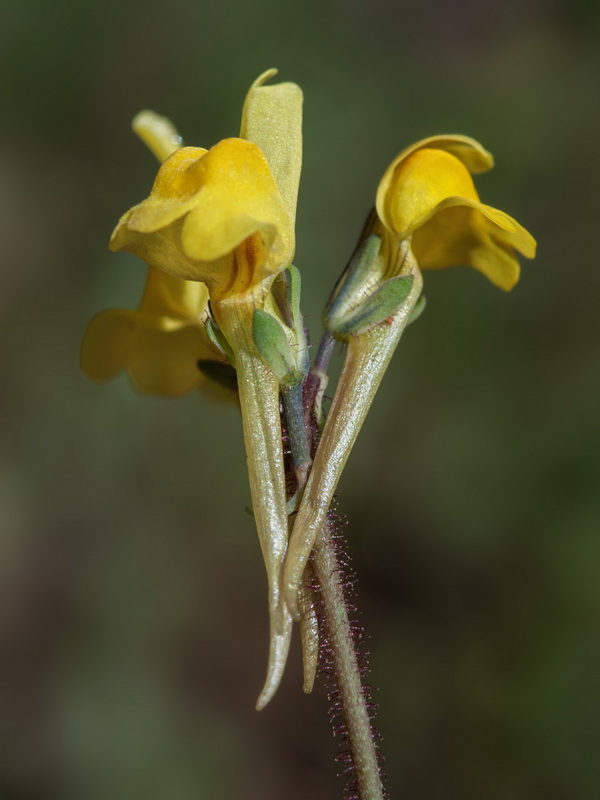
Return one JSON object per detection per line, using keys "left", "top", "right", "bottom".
{"left": 80, "top": 267, "right": 230, "bottom": 397}
{"left": 283, "top": 136, "right": 536, "bottom": 620}
{"left": 83, "top": 79, "right": 304, "bottom": 708}
{"left": 375, "top": 135, "right": 536, "bottom": 290}
{"left": 107, "top": 71, "right": 303, "bottom": 710}
{"left": 109, "top": 71, "right": 302, "bottom": 305}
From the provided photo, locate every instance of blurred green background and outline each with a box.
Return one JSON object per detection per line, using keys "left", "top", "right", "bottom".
{"left": 1, "top": 0, "right": 599, "bottom": 798}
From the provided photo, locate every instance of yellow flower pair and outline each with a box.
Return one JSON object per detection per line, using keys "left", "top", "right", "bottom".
{"left": 82, "top": 70, "right": 535, "bottom": 705}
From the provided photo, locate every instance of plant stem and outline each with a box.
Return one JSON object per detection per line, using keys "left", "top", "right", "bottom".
{"left": 281, "top": 381, "right": 311, "bottom": 489}
{"left": 312, "top": 522, "right": 385, "bottom": 800}
{"left": 282, "top": 366, "right": 385, "bottom": 800}
{"left": 303, "top": 329, "right": 336, "bottom": 428}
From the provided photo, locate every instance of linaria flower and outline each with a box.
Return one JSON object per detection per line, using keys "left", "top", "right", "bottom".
{"left": 109, "top": 70, "right": 302, "bottom": 308}
{"left": 283, "top": 136, "right": 536, "bottom": 618}
{"left": 102, "top": 71, "right": 304, "bottom": 710}
{"left": 375, "top": 135, "right": 536, "bottom": 289}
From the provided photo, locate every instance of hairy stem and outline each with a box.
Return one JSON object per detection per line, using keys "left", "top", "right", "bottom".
{"left": 282, "top": 364, "right": 386, "bottom": 799}
{"left": 313, "top": 522, "right": 385, "bottom": 800}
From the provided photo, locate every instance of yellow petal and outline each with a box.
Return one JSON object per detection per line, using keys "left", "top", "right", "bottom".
{"left": 80, "top": 306, "right": 210, "bottom": 396}
{"left": 140, "top": 267, "right": 210, "bottom": 319}
{"left": 80, "top": 309, "right": 136, "bottom": 382}
{"left": 128, "top": 323, "right": 210, "bottom": 396}
{"left": 411, "top": 201, "right": 536, "bottom": 290}
{"left": 478, "top": 204, "right": 537, "bottom": 259}
{"left": 384, "top": 148, "right": 481, "bottom": 236}
{"left": 81, "top": 267, "right": 225, "bottom": 396}
{"left": 132, "top": 110, "right": 183, "bottom": 162}
{"left": 120, "top": 147, "right": 210, "bottom": 235}
{"left": 240, "top": 69, "right": 303, "bottom": 229}
{"left": 376, "top": 135, "right": 493, "bottom": 230}
{"left": 179, "top": 138, "right": 292, "bottom": 262}
{"left": 109, "top": 220, "right": 191, "bottom": 280}
{"left": 397, "top": 134, "right": 494, "bottom": 173}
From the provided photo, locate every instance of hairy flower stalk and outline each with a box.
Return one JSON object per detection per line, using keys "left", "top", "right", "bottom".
{"left": 282, "top": 357, "right": 387, "bottom": 800}
{"left": 313, "top": 521, "right": 385, "bottom": 800}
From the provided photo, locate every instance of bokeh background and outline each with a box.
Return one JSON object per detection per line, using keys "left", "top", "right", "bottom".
{"left": 2, "top": 0, "right": 599, "bottom": 798}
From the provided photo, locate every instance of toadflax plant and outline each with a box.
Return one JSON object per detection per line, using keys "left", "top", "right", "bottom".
{"left": 81, "top": 70, "right": 535, "bottom": 799}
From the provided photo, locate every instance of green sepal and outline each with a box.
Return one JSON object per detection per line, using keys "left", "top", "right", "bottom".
{"left": 205, "top": 317, "right": 236, "bottom": 365}
{"left": 270, "top": 271, "right": 294, "bottom": 328}
{"left": 252, "top": 308, "right": 299, "bottom": 386}
{"left": 287, "top": 265, "right": 309, "bottom": 375}
{"left": 327, "top": 274, "right": 414, "bottom": 338}
{"left": 326, "top": 235, "right": 381, "bottom": 323}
